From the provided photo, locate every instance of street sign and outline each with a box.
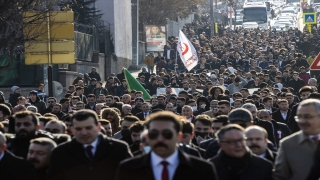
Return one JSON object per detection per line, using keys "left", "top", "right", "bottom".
{"left": 25, "top": 41, "right": 75, "bottom": 52}
{"left": 310, "top": 53, "right": 320, "bottom": 70}
{"left": 25, "top": 53, "right": 75, "bottom": 65}
{"left": 303, "top": 12, "right": 316, "bottom": 24}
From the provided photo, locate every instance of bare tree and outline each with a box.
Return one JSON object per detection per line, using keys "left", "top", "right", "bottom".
{"left": 0, "top": 0, "right": 65, "bottom": 69}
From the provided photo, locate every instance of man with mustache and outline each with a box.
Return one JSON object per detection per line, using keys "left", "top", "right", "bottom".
{"left": 216, "top": 100, "right": 231, "bottom": 116}
{"left": 245, "top": 126, "right": 277, "bottom": 163}
{"left": 274, "top": 99, "right": 320, "bottom": 180}
{"left": 6, "top": 111, "right": 56, "bottom": 159}
{"left": 116, "top": 111, "right": 218, "bottom": 180}
{"left": 0, "top": 132, "right": 38, "bottom": 180}
{"left": 27, "top": 137, "right": 57, "bottom": 180}
{"left": 128, "top": 121, "right": 144, "bottom": 153}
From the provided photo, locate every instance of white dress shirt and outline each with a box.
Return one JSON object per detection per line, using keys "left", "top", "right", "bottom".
{"left": 151, "top": 150, "right": 179, "bottom": 180}
{"left": 309, "top": 134, "right": 320, "bottom": 142}
{"left": 167, "top": 50, "right": 171, "bottom": 60}
{"left": 0, "top": 152, "right": 4, "bottom": 161}
{"left": 83, "top": 137, "right": 99, "bottom": 156}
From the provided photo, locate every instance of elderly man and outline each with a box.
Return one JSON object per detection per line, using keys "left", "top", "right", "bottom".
{"left": 210, "top": 124, "right": 273, "bottom": 180}
{"left": 273, "top": 99, "right": 320, "bottom": 180}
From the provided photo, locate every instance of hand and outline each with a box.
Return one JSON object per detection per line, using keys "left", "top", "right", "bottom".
{"left": 200, "top": 104, "right": 206, "bottom": 109}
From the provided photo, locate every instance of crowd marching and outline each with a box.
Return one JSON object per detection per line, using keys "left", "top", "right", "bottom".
{"left": 1, "top": 4, "right": 320, "bottom": 180}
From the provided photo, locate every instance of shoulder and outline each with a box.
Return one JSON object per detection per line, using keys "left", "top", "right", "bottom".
{"left": 279, "top": 131, "right": 301, "bottom": 145}
{"left": 101, "top": 136, "right": 129, "bottom": 148}
{"left": 250, "top": 154, "right": 273, "bottom": 168}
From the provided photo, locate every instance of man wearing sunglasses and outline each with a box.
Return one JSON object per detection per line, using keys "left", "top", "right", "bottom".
{"left": 116, "top": 111, "right": 218, "bottom": 180}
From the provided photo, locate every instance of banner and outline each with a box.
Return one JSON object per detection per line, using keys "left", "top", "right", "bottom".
{"left": 124, "top": 68, "right": 151, "bottom": 100}
{"left": 145, "top": 25, "right": 166, "bottom": 52}
{"left": 177, "top": 30, "right": 198, "bottom": 71}
{"left": 156, "top": 88, "right": 203, "bottom": 95}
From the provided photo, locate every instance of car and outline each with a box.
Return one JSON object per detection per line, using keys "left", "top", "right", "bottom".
{"left": 274, "top": 21, "right": 294, "bottom": 29}
{"left": 276, "top": 19, "right": 296, "bottom": 26}
{"left": 242, "top": 22, "right": 259, "bottom": 29}
{"left": 271, "top": 24, "right": 287, "bottom": 31}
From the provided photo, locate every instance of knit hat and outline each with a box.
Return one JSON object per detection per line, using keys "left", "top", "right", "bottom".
{"left": 29, "top": 90, "right": 38, "bottom": 96}
{"left": 135, "top": 97, "right": 144, "bottom": 102}
{"left": 228, "top": 108, "right": 253, "bottom": 122}
{"left": 11, "top": 86, "right": 20, "bottom": 93}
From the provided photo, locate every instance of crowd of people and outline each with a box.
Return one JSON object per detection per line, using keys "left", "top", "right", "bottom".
{"left": 1, "top": 8, "right": 320, "bottom": 180}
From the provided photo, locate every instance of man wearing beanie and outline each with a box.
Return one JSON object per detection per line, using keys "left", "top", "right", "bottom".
{"left": 27, "top": 90, "right": 46, "bottom": 113}
{"left": 9, "top": 86, "right": 21, "bottom": 107}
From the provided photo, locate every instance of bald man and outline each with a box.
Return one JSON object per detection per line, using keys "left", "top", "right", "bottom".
{"left": 0, "top": 132, "right": 38, "bottom": 180}
{"left": 245, "top": 126, "right": 277, "bottom": 163}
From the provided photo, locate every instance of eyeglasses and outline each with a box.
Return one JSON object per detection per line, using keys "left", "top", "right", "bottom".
{"left": 220, "top": 138, "right": 246, "bottom": 146}
{"left": 148, "top": 129, "right": 173, "bottom": 140}
{"left": 295, "top": 115, "right": 320, "bottom": 122}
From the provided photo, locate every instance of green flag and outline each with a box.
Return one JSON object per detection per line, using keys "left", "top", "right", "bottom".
{"left": 124, "top": 68, "right": 151, "bottom": 100}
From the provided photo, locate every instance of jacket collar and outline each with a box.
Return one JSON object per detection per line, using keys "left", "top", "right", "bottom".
{"left": 297, "top": 131, "right": 311, "bottom": 144}
{"left": 138, "top": 148, "right": 192, "bottom": 168}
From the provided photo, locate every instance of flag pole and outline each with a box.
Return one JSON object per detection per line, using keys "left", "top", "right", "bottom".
{"left": 175, "top": 31, "right": 179, "bottom": 73}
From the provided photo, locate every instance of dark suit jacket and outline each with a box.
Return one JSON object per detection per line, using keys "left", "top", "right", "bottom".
{"left": 163, "top": 49, "right": 176, "bottom": 60}
{"left": 136, "top": 111, "right": 151, "bottom": 120}
{"left": 115, "top": 149, "right": 218, "bottom": 180}
{"left": 272, "top": 109, "right": 291, "bottom": 125}
{"left": 0, "top": 150, "right": 38, "bottom": 180}
{"left": 47, "top": 134, "right": 132, "bottom": 180}
{"left": 210, "top": 150, "right": 273, "bottom": 180}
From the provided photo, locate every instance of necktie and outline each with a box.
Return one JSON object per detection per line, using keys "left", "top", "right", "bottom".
{"left": 161, "top": 161, "right": 169, "bottom": 180}
{"left": 86, "top": 145, "right": 94, "bottom": 160}
{"left": 144, "top": 113, "right": 148, "bottom": 118}
{"left": 312, "top": 136, "right": 319, "bottom": 142}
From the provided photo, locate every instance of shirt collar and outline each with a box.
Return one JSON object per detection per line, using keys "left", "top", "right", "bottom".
{"left": 298, "top": 131, "right": 313, "bottom": 144}
{"left": 151, "top": 149, "right": 179, "bottom": 167}
{"left": 308, "top": 134, "right": 320, "bottom": 140}
{"left": 83, "top": 136, "right": 99, "bottom": 149}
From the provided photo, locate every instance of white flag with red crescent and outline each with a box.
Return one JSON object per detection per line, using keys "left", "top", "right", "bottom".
{"left": 177, "top": 30, "right": 198, "bottom": 71}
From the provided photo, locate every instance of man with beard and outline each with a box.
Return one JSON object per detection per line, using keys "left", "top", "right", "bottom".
{"left": 6, "top": 111, "right": 56, "bottom": 158}
{"left": 27, "top": 137, "right": 57, "bottom": 180}
{"left": 106, "top": 95, "right": 123, "bottom": 111}
{"left": 51, "top": 104, "right": 66, "bottom": 120}
{"left": 99, "top": 119, "right": 112, "bottom": 137}
{"left": 216, "top": 100, "right": 231, "bottom": 116}
{"left": 114, "top": 116, "right": 140, "bottom": 144}
{"left": 128, "top": 121, "right": 144, "bottom": 153}
{"left": 131, "top": 97, "right": 143, "bottom": 115}
{"left": 41, "top": 97, "right": 56, "bottom": 115}
{"left": 0, "top": 132, "right": 38, "bottom": 180}
{"left": 245, "top": 126, "right": 277, "bottom": 164}
{"left": 59, "top": 98, "right": 71, "bottom": 114}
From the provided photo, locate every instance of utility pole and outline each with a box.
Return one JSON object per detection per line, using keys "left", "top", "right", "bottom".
{"left": 210, "top": 0, "right": 214, "bottom": 37}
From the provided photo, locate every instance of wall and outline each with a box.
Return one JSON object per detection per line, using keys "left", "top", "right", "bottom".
{"left": 96, "top": 0, "right": 132, "bottom": 74}
{"left": 167, "top": 14, "right": 195, "bottom": 37}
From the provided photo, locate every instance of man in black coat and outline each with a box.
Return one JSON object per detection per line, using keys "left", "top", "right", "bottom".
{"left": 6, "top": 111, "right": 58, "bottom": 159}
{"left": 47, "top": 110, "right": 132, "bottom": 180}
{"left": 115, "top": 112, "right": 218, "bottom": 180}
{"left": 210, "top": 124, "right": 273, "bottom": 180}
{"left": 272, "top": 99, "right": 291, "bottom": 125}
{"left": 0, "top": 132, "right": 38, "bottom": 180}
